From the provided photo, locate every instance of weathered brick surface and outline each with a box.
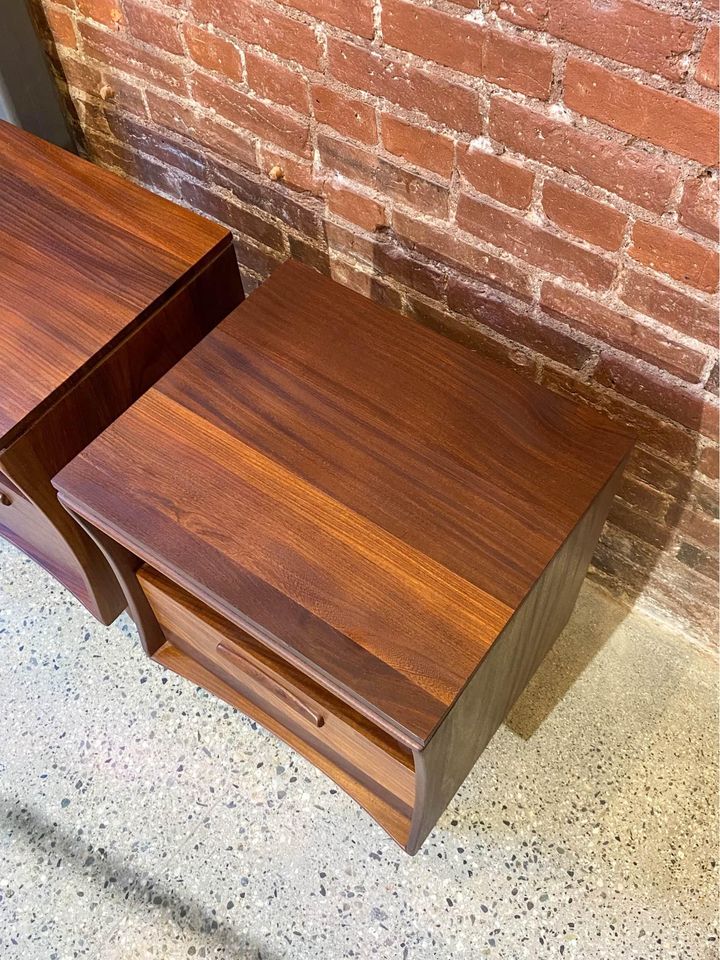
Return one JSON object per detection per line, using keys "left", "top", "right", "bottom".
{"left": 328, "top": 38, "right": 481, "bottom": 132}
{"left": 494, "top": 0, "right": 696, "bottom": 80}
{"left": 697, "top": 23, "right": 719, "bottom": 89}
{"left": 312, "top": 84, "right": 377, "bottom": 145}
{"left": 245, "top": 51, "right": 310, "bottom": 115}
{"left": 488, "top": 96, "right": 679, "bottom": 213}
{"left": 630, "top": 221, "right": 719, "bottom": 293}
{"left": 124, "top": 0, "right": 182, "bottom": 55}
{"left": 382, "top": 114, "right": 454, "bottom": 178}
{"left": 382, "top": 0, "right": 554, "bottom": 99}
{"left": 459, "top": 145, "right": 534, "bottom": 209}
{"left": 541, "top": 181, "right": 627, "bottom": 251}
{"left": 565, "top": 59, "right": 719, "bottom": 166}
{"left": 457, "top": 194, "right": 616, "bottom": 289}
{"left": 184, "top": 25, "right": 244, "bottom": 83}
{"left": 680, "top": 175, "right": 720, "bottom": 242}
{"left": 36, "top": 0, "right": 720, "bottom": 649}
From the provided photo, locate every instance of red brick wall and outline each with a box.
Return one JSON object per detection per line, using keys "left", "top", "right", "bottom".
{"left": 34, "top": 0, "right": 719, "bottom": 649}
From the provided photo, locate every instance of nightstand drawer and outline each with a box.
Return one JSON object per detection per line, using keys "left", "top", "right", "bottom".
{"left": 137, "top": 565, "right": 416, "bottom": 825}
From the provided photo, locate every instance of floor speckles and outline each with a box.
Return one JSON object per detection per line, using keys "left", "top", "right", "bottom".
{"left": 0, "top": 539, "right": 717, "bottom": 959}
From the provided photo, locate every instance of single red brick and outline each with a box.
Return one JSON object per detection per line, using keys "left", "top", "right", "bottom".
{"left": 312, "top": 85, "right": 377, "bottom": 145}
{"left": 499, "top": 0, "right": 695, "bottom": 81}
{"left": 328, "top": 37, "right": 480, "bottom": 133}
{"left": 382, "top": 115, "right": 454, "bottom": 178}
{"left": 79, "top": 21, "right": 187, "bottom": 94}
{"left": 679, "top": 175, "right": 719, "bottom": 242}
{"left": 124, "top": 0, "right": 182, "bottom": 55}
{"left": 488, "top": 97, "right": 678, "bottom": 214}
{"left": 45, "top": 6, "right": 78, "bottom": 48}
{"left": 190, "top": 0, "right": 322, "bottom": 71}
{"left": 382, "top": 0, "right": 553, "bottom": 99}
{"left": 380, "top": 159, "right": 449, "bottom": 218}
{"left": 458, "top": 145, "right": 533, "bottom": 209}
{"left": 318, "top": 133, "right": 449, "bottom": 217}
{"left": 75, "top": 0, "right": 123, "bottom": 26}
{"left": 457, "top": 193, "right": 615, "bottom": 290}
{"left": 697, "top": 25, "right": 719, "bottom": 89}
{"left": 393, "top": 208, "right": 533, "bottom": 300}
{"left": 630, "top": 221, "right": 719, "bottom": 293}
{"left": 541, "top": 281, "right": 707, "bottom": 382}
{"left": 595, "top": 352, "right": 719, "bottom": 438}
{"left": 147, "top": 90, "right": 257, "bottom": 169}
{"left": 326, "top": 182, "right": 386, "bottom": 231}
{"left": 542, "top": 181, "right": 627, "bottom": 251}
{"left": 281, "top": 0, "right": 374, "bottom": 38}
{"left": 565, "top": 58, "right": 719, "bottom": 166}
{"left": 184, "top": 24, "right": 243, "bottom": 83}
{"left": 619, "top": 269, "right": 717, "bottom": 346}
{"left": 245, "top": 52, "right": 309, "bottom": 114}
{"left": 193, "top": 72, "right": 311, "bottom": 156}
{"left": 448, "top": 276, "right": 593, "bottom": 369}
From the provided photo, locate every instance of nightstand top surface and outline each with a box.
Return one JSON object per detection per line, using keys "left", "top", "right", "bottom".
{"left": 55, "top": 260, "right": 634, "bottom": 746}
{"left": 0, "top": 120, "right": 228, "bottom": 447}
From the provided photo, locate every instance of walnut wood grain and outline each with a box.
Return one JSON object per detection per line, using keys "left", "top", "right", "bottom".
{"left": 55, "top": 259, "right": 635, "bottom": 742}
{"left": 0, "top": 118, "right": 230, "bottom": 447}
{"left": 0, "top": 119, "right": 242, "bottom": 620}
{"left": 406, "top": 458, "right": 628, "bottom": 854}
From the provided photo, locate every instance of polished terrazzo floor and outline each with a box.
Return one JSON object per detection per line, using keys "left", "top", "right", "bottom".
{"left": 0, "top": 537, "right": 717, "bottom": 959}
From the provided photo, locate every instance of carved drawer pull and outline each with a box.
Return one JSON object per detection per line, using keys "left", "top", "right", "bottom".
{"left": 0, "top": 492, "right": 12, "bottom": 507}
{"left": 216, "top": 641, "right": 325, "bottom": 728}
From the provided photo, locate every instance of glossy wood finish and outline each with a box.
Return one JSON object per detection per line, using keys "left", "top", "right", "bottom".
{"left": 0, "top": 119, "right": 231, "bottom": 446}
{"left": 407, "top": 460, "right": 626, "bottom": 853}
{"left": 0, "top": 119, "right": 242, "bottom": 620}
{"left": 55, "top": 259, "right": 634, "bottom": 849}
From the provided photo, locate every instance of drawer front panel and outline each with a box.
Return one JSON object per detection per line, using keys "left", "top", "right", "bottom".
{"left": 138, "top": 566, "right": 415, "bottom": 810}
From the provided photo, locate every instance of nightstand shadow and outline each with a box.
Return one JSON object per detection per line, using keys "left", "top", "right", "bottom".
{"left": 504, "top": 580, "right": 631, "bottom": 740}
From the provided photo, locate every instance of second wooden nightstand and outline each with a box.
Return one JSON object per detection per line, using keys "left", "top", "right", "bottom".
{"left": 0, "top": 120, "right": 242, "bottom": 622}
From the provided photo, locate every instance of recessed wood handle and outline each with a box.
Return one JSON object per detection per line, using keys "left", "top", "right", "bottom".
{"left": 216, "top": 641, "right": 325, "bottom": 728}
{"left": 0, "top": 492, "right": 12, "bottom": 507}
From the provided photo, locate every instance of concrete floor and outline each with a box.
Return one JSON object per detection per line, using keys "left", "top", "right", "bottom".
{"left": 0, "top": 537, "right": 717, "bottom": 960}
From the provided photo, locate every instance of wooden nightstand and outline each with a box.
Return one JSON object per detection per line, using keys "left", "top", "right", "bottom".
{"left": 0, "top": 120, "right": 242, "bottom": 622}
{"left": 54, "top": 260, "right": 634, "bottom": 852}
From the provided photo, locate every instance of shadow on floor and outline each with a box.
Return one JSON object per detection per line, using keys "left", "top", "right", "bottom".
{"left": 504, "top": 583, "right": 631, "bottom": 740}
{"left": 0, "top": 795, "right": 279, "bottom": 959}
